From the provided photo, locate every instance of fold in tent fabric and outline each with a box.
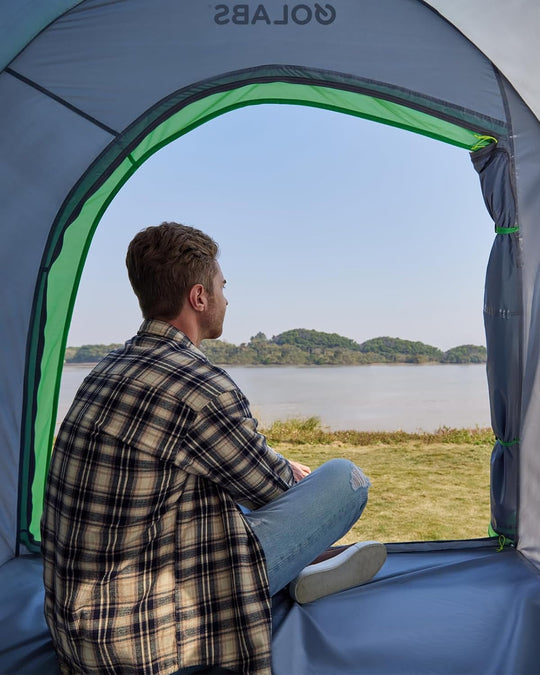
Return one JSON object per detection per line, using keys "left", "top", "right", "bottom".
{"left": 2, "top": 542, "right": 540, "bottom": 674}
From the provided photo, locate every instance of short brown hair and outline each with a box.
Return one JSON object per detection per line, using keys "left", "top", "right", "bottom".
{"left": 126, "top": 222, "right": 219, "bottom": 320}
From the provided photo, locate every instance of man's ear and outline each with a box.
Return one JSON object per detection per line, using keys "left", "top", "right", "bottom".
{"left": 188, "top": 284, "right": 208, "bottom": 313}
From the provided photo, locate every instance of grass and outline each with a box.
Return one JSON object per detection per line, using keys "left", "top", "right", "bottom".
{"left": 260, "top": 417, "right": 494, "bottom": 545}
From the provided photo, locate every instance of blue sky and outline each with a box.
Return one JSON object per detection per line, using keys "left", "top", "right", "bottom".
{"left": 68, "top": 103, "right": 495, "bottom": 351}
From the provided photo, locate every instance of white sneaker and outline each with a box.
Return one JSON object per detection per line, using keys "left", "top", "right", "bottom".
{"left": 289, "top": 541, "right": 387, "bottom": 604}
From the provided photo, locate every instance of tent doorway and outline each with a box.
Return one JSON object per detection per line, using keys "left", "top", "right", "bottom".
{"left": 51, "top": 102, "right": 494, "bottom": 547}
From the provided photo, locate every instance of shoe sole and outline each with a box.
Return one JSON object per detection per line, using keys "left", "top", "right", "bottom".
{"left": 291, "top": 541, "right": 387, "bottom": 604}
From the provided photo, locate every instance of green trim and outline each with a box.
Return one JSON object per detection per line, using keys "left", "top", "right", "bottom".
{"left": 22, "top": 77, "right": 502, "bottom": 544}
{"left": 495, "top": 226, "right": 519, "bottom": 234}
{"left": 24, "top": 157, "right": 137, "bottom": 547}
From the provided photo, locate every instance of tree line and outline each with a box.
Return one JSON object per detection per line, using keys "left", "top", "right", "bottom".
{"left": 65, "top": 328, "right": 487, "bottom": 366}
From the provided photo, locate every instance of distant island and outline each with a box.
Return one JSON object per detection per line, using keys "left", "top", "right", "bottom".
{"left": 65, "top": 329, "right": 487, "bottom": 366}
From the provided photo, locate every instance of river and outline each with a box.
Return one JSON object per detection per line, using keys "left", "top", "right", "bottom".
{"left": 58, "top": 363, "right": 491, "bottom": 432}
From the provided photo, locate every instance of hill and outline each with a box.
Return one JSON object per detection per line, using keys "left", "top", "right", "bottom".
{"left": 199, "top": 330, "right": 485, "bottom": 366}
{"left": 441, "top": 344, "right": 487, "bottom": 363}
{"left": 273, "top": 328, "right": 362, "bottom": 351}
{"left": 64, "top": 330, "right": 487, "bottom": 366}
{"left": 358, "top": 336, "right": 443, "bottom": 363}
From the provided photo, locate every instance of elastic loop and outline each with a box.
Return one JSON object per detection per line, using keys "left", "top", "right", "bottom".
{"left": 495, "top": 226, "right": 519, "bottom": 234}
{"left": 488, "top": 524, "right": 514, "bottom": 550}
{"left": 496, "top": 437, "right": 519, "bottom": 447}
{"left": 470, "top": 134, "right": 498, "bottom": 152}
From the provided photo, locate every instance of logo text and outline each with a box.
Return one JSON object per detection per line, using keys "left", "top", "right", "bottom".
{"left": 214, "top": 4, "right": 337, "bottom": 26}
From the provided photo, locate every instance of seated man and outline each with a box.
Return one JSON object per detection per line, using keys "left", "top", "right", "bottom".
{"left": 41, "top": 222, "right": 385, "bottom": 675}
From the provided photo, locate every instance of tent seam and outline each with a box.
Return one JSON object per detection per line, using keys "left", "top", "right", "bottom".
{"left": 4, "top": 67, "right": 119, "bottom": 137}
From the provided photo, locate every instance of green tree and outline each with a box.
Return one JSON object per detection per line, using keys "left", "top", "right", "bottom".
{"left": 250, "top": 332, "right": 267, "bottom": 343}
{"left": 272, "top": 328, "right": 361, "bottom": 351}
{"left": 359, "top": 337, "right": 443, "bottom": 362}
{"left": 442, "top": 345, "right": 487, "bottom": 363}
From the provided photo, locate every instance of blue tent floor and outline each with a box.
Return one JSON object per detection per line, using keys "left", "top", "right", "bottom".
{"left": 1, "top": 541, "right": 540, "bottom": 674}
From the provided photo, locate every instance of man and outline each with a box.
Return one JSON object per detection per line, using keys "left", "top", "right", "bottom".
{"left": 41, "top": 222, "right": 385, "bottom": 675}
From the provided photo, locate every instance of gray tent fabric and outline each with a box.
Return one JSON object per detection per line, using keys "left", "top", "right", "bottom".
{"left": 471, "top": 143, "right": 522, "bottom": 540}
{"left": 1, "top": 0, "right": 540, "bottom": 671}
{"left": 2, "top": 543, "right": 539, "bottom": 674}
{"left": 0, "top": 0, "right": 84, "bottom": 71}
{"left": 502, "top": 79, "right": 540, "bottom": 566}
{"left": 272, "top": 542, "right": 540, "bottom": 674}
{"left": 424, "top": 0, "right": 540, "bottom": 122}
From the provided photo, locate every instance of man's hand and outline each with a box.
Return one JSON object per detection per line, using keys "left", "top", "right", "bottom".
{"left": 289, "top": 460, "right": 311, "bottom": 482}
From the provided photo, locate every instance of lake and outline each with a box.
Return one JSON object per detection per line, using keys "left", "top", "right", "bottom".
{"left": 58, "top": 363, "right": 491, "bottom": 432}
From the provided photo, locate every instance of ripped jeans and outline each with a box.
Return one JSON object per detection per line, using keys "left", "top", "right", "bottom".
{"left": 243, "top": 458, "right": 371, "bottom": 596}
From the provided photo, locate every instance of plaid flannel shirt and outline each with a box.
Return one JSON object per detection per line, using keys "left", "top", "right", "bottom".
{"left": 41, "top": 320, "right": 294, "bottom": 674}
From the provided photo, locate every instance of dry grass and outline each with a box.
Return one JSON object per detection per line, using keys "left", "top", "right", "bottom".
{"left": 262, "top": 418, "right": 493, "bottom": 545}
{"left": 263, "top": 416, "right": 494, "bottom": 447}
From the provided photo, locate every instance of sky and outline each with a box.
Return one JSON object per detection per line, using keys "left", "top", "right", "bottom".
{"left": 67, "top": 103, "right": 495, "bottom": 352}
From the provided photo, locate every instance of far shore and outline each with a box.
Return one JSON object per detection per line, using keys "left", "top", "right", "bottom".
{"left": 63, "top": 361, "right": 487, "bottom": 369}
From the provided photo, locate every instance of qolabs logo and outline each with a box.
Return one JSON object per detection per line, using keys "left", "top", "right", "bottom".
{"left": 214, "top": 3, "right": 336, "bottom": 26}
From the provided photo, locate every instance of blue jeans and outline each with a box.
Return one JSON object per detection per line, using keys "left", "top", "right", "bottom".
{"left": 244, "top": 458, "right": 371, "bottom": 595}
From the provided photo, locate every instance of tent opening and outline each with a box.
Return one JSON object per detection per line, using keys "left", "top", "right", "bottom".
{"left": 19, "top": 80, "right": 501, "bottom": 553}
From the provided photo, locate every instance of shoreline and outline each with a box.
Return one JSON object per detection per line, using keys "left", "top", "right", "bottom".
{"left": 64, "top": 361, "right": 487, "bottom": 369}
{"left": 261, "top": 419, "right": 494, "bottom": 446}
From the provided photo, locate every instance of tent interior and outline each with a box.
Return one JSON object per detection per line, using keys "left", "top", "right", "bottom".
{"left": 1, "top": 1, "right": 540, "bottom": 672}
{"left": 2, "top": 541, "right": 540, "bottom": 673}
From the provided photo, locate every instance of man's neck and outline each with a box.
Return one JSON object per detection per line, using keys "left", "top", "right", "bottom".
{"left": 161, "top": 314, "right": 202, "bottom": 346}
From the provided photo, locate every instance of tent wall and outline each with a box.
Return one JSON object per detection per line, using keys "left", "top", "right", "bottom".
{"left": 0, "top": 0, "right": 536, "bottom": 564}
{"left": 503, "top": 79, "right": 540, "bottom": 565}
{"left": 0, "top": 72, "right": 115, "bottom": 563}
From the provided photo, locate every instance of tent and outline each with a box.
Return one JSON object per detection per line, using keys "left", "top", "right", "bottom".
{"left": 1, "top": 0, "right": 540, "bottom": 672}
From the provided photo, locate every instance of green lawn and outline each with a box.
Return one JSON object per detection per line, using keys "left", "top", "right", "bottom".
{"left": 262, "top": 418, "right": 493, "bottom": 544}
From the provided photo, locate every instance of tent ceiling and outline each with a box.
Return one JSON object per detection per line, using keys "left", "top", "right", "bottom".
{"left": 425, "top": 0, "right": 540, "bottom": 121}
{"left": 2, "top": 2, "right": 539, "bottom": 122}
{"left": 0, "top": 0, "right": 83, "bottom": 71}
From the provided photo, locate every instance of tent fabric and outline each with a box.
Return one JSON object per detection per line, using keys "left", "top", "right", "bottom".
{"left": 471, "top": 143, "right": 522, "bottom": 541}
{"left": 8, "top": 0, "right": 507, "bottom": 128}
{"left": 272, "top": 541, "right": 540, "bottom": 674}
{"left": 2, "top": 543, "right": 540, "bottom": 674}
{"left": 9, "top": 0, "right": 537, "bottom": 125}
{"left": 424, "top": 0, "right": 540, "bottom": 123}
{"left": 0, "top": 0, "right": 84, "bottom": 71}
{"left": 501, "top": 80, "right": 540, "bottom": 566}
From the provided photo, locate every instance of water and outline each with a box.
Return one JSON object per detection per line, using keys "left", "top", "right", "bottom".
{"left": 58, "top": 363, "right": 491, "bottom": 432}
